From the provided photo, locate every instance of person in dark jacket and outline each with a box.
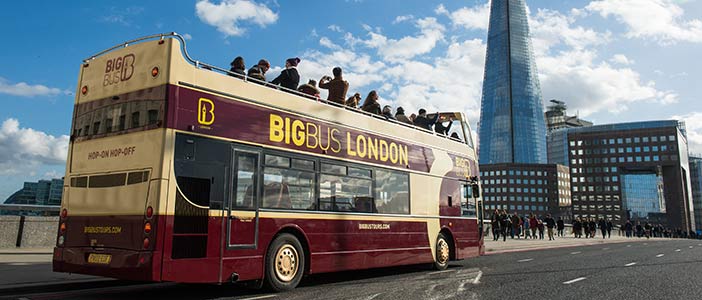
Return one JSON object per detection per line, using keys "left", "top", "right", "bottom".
{"left": 395, "top": 107, "right": 412, "bottom": 124}
{"left": 229, "top": 56, "right": 246, "bottom": 78}
{"left": 382, "top": 105, "right": 396, "bottom": 121}
{"left": 499, "top": 210, "right": 510, "bottom": 242}
{"left": 319, "top": 67, "right": 349, "bottom": 105}
{"left": 434, "top": 116, "right": 453, "bottom": 135}
{"left": 606, "top": 220, "right": 613, "bottom": 238}
{"left": 544, "top": 214, "right": 556, "bottom": 240}
{"left": 598, "top": 218, "right": 607, "bottom": 239}
{"left": 589, "top": 218, "right": 597, "bottom": 238}
{"left": 511, "top": 213, "right": 521, "bottom": 239}
{"left": 247, "top": 59, "right": 270, "bottom": 83}
{"left": 297, "top": 79, "right": 320, "bottom": 99}
{"left": 557, "top": 217, "right": 565, "bottom": 237}
{"left": 271, "top": 57, "right": 300, "bottom": 91}
{"left": 361, "top": 90, "right": 381, "bottom": 115}
{"left": 624, "top": 220, "right": 633, "bottom": 238}
{"left": 491, "top": 210, "right": 501, "bottom": 241}
{"left": 573, "top": 217, "right": 582, "bottom": 238}
{"left": 346, "top": 93, "right": 361, "bottom": 108}
{"left": 413, "top": 109, "right": 439, "bottom": 130}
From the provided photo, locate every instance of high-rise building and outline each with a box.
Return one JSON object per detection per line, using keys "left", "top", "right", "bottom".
{"left": 689, "top": 156, "right": 702, "bottom": 233}
{"left": 567, "top": 120, "right": 694, "bottom": 231}
{"left": 478, "top": 0, "right": 547, "bottom": 164}
{"left": 545, "top": 100, "right": 593, "bottom": 166}
{"left": 4, "top": 179, "right": 64, "bottom": 206}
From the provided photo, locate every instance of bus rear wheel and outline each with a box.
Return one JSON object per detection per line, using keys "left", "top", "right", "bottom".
{"left": 434, "top": 232, "right": 450, "bottom": 270}
{"left": 265, "top": 233, "right": 305, "bottom": 292}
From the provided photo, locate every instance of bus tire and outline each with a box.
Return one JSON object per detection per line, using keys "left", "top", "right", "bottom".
{"left": 264, "top": 233, "right": 305, "bottom": 292}
{"left": 434, "top": 232, "right": 450, "bottom": 270}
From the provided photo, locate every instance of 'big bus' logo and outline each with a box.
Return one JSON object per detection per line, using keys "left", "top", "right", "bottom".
{"left": 198, "top": 98, "right": 215, "bottom": 126}
{"left": 103, "top": 54, "right": 135, "bottom": 86}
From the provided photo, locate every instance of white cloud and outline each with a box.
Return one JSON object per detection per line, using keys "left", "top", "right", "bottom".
{"left": 436, "top": 3, "right": 490, "bottom": 31}
{"left": 586, "top": 0, "right": 702, "bottom": 45}
{"left": 195, "top": 0, "right": 278, "bottom": 37}
{"left": 0, "top": 119, "right": 68, "bottom": 176}
{"left": 0, "top": 77, "right": 71, "bottom": 97}
{"left": 182, "top": 33, "right": 193, "bottom": 40}
{"left": 393, "top": 15, "right": 414, "bottom": 24}
{"left": 319, "top": 37, "right": 341, "bottom": 50}
{"left": 610, "top": 54, "right": 634, "bottom": 65}
{"left": 328, "top": 25, "right": 343, "bottom": 32}
{"left": 530, "top": 8, "right": 611, "bottom": 54}
{"left": 363, "top": 17, "right": 446, "bottom": 62}
{"left": 673, "top": 112, "right": 702, "bottom": 154}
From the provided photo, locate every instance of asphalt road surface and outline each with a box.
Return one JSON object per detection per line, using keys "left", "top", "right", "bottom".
{"left": 2, "top": 239, "right": 701, "bottom": 300}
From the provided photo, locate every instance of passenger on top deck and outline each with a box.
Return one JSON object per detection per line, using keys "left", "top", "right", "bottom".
{"left": 229, "top": 56, "right": 245, "bottom": 78}
{"left": 434, "top": 115, "right": 454, "bottom": 135}
{"left": 395, "top": 107, "right": 412, "bottom": 124}
{"left": 382, "top": 105, "right": 396, "bottom": 121}
{"left": 247, "top": 59, "right": 270, "bottom": 83}
{"left": 319, "top": 67, "right": 349, "bottom": 105}
{"left": 346, "top": 93, "right": 361, "bottom": 108}
{"left": 361, "top": 90, "right": 381, "bottom": 115}
{"left": 271, "top": 57, "right": 301, "bottom": 91}
{"left": 298, "top": 79, "right": 321, "bottom": 99}
{"left": 413, "top": 109, "right": 440, "bottom": 131}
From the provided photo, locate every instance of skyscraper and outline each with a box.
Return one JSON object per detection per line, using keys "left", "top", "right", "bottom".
{"left": 478, "top": 0, "right": 547, "bottom": 164}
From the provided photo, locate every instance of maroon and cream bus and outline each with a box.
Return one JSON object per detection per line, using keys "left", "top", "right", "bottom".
{"left": 53, "top": 33, "right": 484, "bottom": 291}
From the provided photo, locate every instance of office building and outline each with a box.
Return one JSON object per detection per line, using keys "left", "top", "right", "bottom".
{"left": 689, "top": 156, "right": 702, "bottom": 233}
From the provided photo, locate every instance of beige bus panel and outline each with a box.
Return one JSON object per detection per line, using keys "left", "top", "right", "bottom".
{"left": 77, "top": 39, "right": 171, "bottom": 104}
{"left": 67, "top": 178, "right": 150, "bottom": 216}
{"left": 71, "top": 130, "right": 166, "bottom": 176}
{"left": 165, "top": 40, "right": 477, "bottom": 176}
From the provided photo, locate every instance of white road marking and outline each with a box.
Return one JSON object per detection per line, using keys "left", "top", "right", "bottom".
{"left": 563, "top": 277, "right": 587, "bottom": 285}
{"left": 675, "top": 249, "right": 682, "bottom": 252}
{"left": 603, "top": 248, "right": 610, "bottom": 250}
{"left": 689, "top": 246, "right": 694, "bottom": 249}
{"left": 472, "top": 271, "right": 483, "bottom": 284}
{"left": 240, "top": 295, "right": 277, "bottom": 300}
{"left": 363, "top": 293, "right": 382, "bottom": 300}
{"left": 698, "top": 244, "right": 701, "bottom": 247}
{"left": 643, "top": 243, "right": 648, "bottom": 245}
{"left": 7, "top": 262, "right": 31, "bottom": 266}
{"left": 656, "top": 254, "right": 665, "bottom": 258}
{"left": 570, "top": 251, "right": 581, "bottom": 255}
{"left": 626, "top": 245, "right": 632, "bottom": 247}
{"left": 625, "top": 262, "right": 637, "bottom": 267}
{"left": 428, "top": 269, "right": 454, "bottom": 275}
{"left": 518, "top": 258, "right": 534, "bottom": 263}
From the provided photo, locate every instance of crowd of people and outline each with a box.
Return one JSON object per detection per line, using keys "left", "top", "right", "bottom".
{"left": 489, "top": 210, "right": 564, "bottom": 242}
{"left": 488, "top": 209, "right": 700, "bottom": 241}
{"left": 226, "top": 56, "right": 459, "bottom": 137}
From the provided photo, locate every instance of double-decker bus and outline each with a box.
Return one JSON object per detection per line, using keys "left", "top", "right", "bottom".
{"left": 53, "top": 33, "right": 483, "bottom": 291}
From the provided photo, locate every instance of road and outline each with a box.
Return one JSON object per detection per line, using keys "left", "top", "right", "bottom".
{"left": 1, "top": 239, "right": 701, "bottom": 300}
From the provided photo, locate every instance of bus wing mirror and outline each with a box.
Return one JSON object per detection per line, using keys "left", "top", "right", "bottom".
{"left": 472, "top": 184, "right": 480, "bottom": 198}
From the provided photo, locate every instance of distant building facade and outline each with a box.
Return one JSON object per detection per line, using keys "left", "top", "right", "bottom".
{"left": 480, "top": 163, "right": 571, "bottom": 221}
{"left": 4, "top": 179, "right": 63, "bottom": 206}
{"left": 689, "top": 156, "right": 702, "bottom": 233}
{"left": 546, "top": 100, "right": 592, "bottom": 166}
{"left": 567, "top": 121, "right": 694, "bottom": 231}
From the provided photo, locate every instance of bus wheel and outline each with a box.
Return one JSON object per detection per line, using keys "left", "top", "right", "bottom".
{"left": 434, "top": 233, "right": 450, "bottom": 270}
{"left": 265, "top": 233, "right": 305, "bottom": 292}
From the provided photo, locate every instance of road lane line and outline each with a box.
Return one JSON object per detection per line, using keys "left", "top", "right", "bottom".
{"left": 656, "top": 254, "right": 665, "bottom": 257}
{"left": 625, "top": 262, "right": 637, "bottom": 267}
{"left": 458, "top": 282, "right": 469, "bottom": 292}
{"left": 626, "top": 245, "right": 632, "bottom": 247}
{"left": 675, "top": 249, "right": 682, "bottom": 252}
{"left": 570, "top": 251, "right": 581, "bottom": 255}
{"left": 603, "top": 248, "right": 610, "bottom": 250}
{"left": 240, "top": 295, "right": 277, "bottom": 300}
{"left": 563, "top": 277, "right": 587, "bottom": 285}
{"left": 472, "top": 271, "right": 483, "bottom": 284}
{"left": 689, "top": 246, "right": 694, "bottom": 249}
{"left": 518, "top": 258, "right": 534, "bottom": 263}
{"left": 428, "top": 269, "right": 454, "bottom": 275}
{"left": 363, "top": 293, "right": 382, "bottom": 300}
{"left": 698, "top": 244, "right": 701, "bottom": 247}
{"left": 643, "top": 243, "right": 648, "bottom": 245}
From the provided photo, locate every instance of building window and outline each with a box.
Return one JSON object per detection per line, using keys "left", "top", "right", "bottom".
{"left": 643, "top": 137, "right": 649, "bottom": 142}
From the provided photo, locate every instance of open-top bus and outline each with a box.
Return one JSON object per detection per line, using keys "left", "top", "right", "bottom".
{"left": 53, "top": 33, "right": 483, "bottom": 291}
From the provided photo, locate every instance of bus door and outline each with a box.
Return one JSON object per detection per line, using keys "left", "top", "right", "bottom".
{"left": 226, "top": 148, "right": 260, "bottom": 248}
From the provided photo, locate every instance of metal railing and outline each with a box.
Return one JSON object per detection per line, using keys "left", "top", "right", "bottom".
{"left": 81, "top": 32, "right": 473, "bottom": 147}
{"left": 0, "top": 204, "right": 60, "bottom": 213}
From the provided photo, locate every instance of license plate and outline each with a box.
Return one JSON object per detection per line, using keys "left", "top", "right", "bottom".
{"left": 87, "top": 253, "right": 112, "bottom": 264}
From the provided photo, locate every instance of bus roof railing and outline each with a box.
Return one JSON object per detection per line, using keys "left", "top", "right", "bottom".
{"left": 83, "top": 32, "right": 473, "bottom": 146}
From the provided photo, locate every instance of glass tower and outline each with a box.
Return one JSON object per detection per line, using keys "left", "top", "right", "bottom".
{"left": 478, "top": 0, "right": 547, "bottom": 164}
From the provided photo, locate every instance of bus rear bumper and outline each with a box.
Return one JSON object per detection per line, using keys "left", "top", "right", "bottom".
{"left": 53, "top": 247, "right": 159, "bottom": 281}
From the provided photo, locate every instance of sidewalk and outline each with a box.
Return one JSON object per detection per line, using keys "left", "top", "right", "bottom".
{"left": 485, "top": 234, "right": 652, "bottom": 254}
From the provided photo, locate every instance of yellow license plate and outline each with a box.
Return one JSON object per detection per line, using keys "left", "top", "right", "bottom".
{"left": 87, "top": 253, "right": 112, "bottom": 264}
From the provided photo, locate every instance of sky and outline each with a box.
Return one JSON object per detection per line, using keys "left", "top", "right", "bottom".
{"left": 0, "top": 0, "right": 701, "bottom": 201}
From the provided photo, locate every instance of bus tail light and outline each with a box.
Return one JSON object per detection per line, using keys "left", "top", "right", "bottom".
{"left": 81, "top": 86, "right": 88, "bottom": 95}
{"left": 60, "top": 209, "right": 68, "bottom": 219}
{"left": 146, "top": 206, "right": 153, "bottom": 219}
{"left": 143, "top": 238, "right": 150, "bottom": 249}
{"left": 57, "top": 236, "right": 65, "bottom": 246}
{"left": 151, "top": 67, "right": 159, "bottom": 77}
{"left": 60, "top": 223, "right": 66, "bottom": 233}
{"left": 144, "top": 222, "right": 152, "bottom": 234}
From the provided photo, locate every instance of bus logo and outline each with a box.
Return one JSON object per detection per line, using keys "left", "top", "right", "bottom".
{"left": 198, "top": 98, "right": 215, "bottom": 125}
{"left": 103, "top": 54, "right": 135, "bottom": 86}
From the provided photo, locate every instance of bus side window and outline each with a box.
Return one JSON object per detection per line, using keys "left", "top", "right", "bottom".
{"left": 461, "top": 184, "right": 476, "bottom": 217}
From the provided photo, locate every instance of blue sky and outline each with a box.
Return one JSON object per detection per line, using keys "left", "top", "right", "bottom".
{"left": 0, "top": 0, "right": 701, "bottom": 201}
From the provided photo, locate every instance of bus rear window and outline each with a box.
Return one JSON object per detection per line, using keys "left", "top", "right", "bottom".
{"left": 72, "top": 86, "right": 166, "bottom": 142}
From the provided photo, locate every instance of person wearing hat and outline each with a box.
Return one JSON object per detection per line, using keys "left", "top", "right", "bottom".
{"left": 247, "top": 59, "right": 270, "bottom": 83}
{"left": 395, "top": 107, "right": 412, "bottom": 124}
{"left": 297, "top": 79, "right": 320, "bottom": 99}
{"left": 319, "top": 67, "right": 349, "bottom": 105}
{"left": 271, "top": 57, "right": 301, "bottom": 91}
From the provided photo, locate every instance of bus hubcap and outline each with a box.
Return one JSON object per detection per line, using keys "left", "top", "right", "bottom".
{"left": 275, "top": 244, "right": 298, "bottom": 282}
{"left": 438, "top": 239, "right": 449, "bottom": 264}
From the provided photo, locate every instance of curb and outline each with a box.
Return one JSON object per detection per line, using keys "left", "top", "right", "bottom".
{"left": 484, "top": 238, "right": 649, "bottom": 255}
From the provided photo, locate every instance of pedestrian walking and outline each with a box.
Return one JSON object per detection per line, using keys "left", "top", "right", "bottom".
{"left": 537, "top": 219, "right": 545, "bottom": 240}
{"left": 625, "top": 220, "right": 633, "bottom": 238}
{"left": 606, "top": 220, "right": 613, "bottom": 238}
{"left": 529, "top": 214, "right": 538, "bottom": 239}
{"left": 557, "top": 217, "right": 565, "bottom": 237}
{"left": 544, "top": 214, "right": 556, "bottom": 241}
